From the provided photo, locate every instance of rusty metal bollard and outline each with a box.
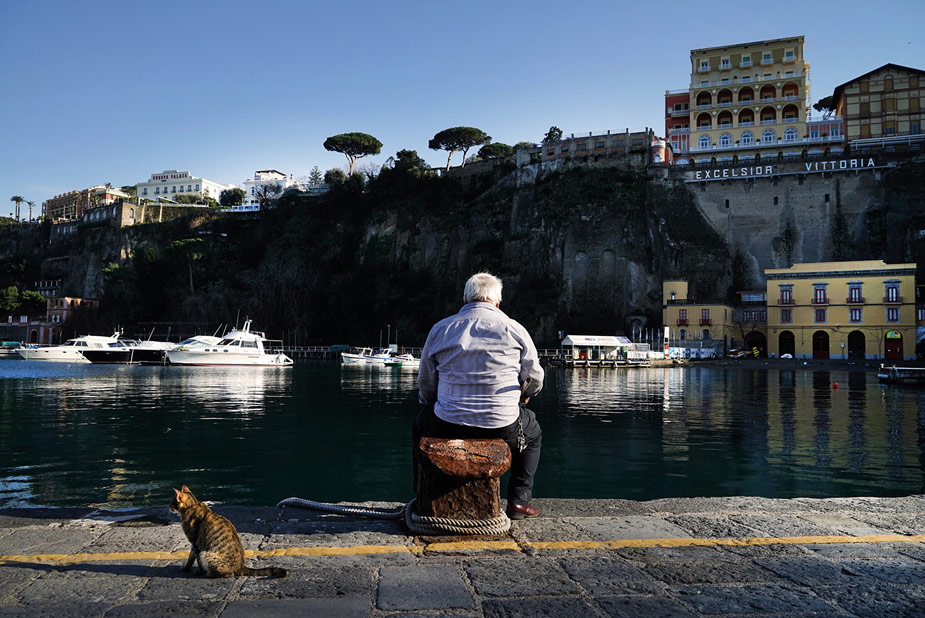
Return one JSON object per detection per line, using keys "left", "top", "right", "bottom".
{"left": 414, "top": 437, "right": 511, "bottom": 520}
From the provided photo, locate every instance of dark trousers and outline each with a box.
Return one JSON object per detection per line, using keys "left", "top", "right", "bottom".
{"left": 412, "top": 405, "right": 542, "bottom": 505}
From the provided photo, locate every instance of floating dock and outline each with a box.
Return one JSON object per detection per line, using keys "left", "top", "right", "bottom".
{"left": 877, "top": 364, "right": 925, "bottom": 384}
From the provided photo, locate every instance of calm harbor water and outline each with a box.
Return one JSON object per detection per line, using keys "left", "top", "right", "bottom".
{"left": 0, "top": 361, "right": 922, "bottom": 509}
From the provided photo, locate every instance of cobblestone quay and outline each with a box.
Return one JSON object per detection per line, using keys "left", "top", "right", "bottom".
{"left": 1, "top": 496, "right": 924, "bottom": 617}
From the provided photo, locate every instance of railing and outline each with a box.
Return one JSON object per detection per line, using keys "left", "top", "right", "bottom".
{"left": 779, "top": 298, "right": 794, "bottom": 305}
{"left": 812, "top": 297, "right": 829, "bottom": 305}
{"left": 683, "top": 132, "right": 847, "bottom": 153}
{"left": 699, "top": 319, "right": 712, "bottom": 326}
{"left": 670, "top": 108, "right": 690, "bottom": 116}
{"left": 677, "top": 319, "right": 689, "bottom": 326}
{"left": 740, "top": 60, "right": 753, "bottom": 68}
{"left": 696, "top": 104, "right": 712, "bottom": 110}
{"left": 738, "top": 121, "right": 755, "bottom": 127}
{"left": 846, "top": 297, "right": 865, "bottom": 304}
{"left": 760, "top": 119, "right": 778, "bottom": 125}
{"left": 669, "top": 127, "right": 690, "bottom": 135}
{"left": 684, "top": 71, "right": 805, "bottom": 90}
{"left": 717, "top": 102, "right": 733, "bottom": 108}
{"left": 884, "top": 296, "right": 903, "bottom": 303}
{"left": 761, "top": 58, "right": 774, "bottom": 65}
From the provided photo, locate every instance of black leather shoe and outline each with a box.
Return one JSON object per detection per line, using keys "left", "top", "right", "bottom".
{"left": 507, "top": 503, "right": 540, "bottom": 520}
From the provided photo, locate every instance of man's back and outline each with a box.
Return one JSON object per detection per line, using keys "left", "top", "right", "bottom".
{"left": 418, "top": 302, "right": 543, "bottom": 429}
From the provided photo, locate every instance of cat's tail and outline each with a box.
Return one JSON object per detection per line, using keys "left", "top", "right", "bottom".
{"left": 241, "top": 566, "right": 288, "bottom": 578}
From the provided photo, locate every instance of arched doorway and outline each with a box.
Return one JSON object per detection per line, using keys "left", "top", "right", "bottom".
{"left": 779, "top": 331, "right": 795, "bottom": 357}
{"left": 847, "top": 331, "right": 866, "bottom": 359}
{"left": 884, "top": 330, "right": 903, "bottom": 360}
{"left": 812, "top": 330, "right": 830, "bottom": 360}
{"left": 745, "top": 331, "right": 767, "bottom": 357}
{"left": 29, "top": 330, "right": 38, "bottom": 344}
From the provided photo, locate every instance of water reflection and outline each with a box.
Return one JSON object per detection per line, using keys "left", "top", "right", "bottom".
{"left": 0, "top": 363, "right": 922, "bottom": 507}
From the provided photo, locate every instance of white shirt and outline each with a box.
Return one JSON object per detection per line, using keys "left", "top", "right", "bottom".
{"left": 418, "top": 302, "right": 544, "bottom": 428}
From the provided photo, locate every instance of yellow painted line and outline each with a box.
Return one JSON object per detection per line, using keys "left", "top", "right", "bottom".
{"left": 1, "top": 534, "right": 923, "bottom": 565}
{"left": 251, "top": 545, "right": 419, "bottom": 558}
{"left": 422, "top": 540, "right": 521, "bottom": 552}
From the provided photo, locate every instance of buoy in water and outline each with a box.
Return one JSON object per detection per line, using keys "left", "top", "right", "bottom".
{"left": 832, "top": 382, "right": 838, "bottom": 389}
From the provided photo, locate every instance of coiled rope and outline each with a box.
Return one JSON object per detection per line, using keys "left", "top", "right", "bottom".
{"left": 275, "top": 497, "right": 511, "bottom": 536}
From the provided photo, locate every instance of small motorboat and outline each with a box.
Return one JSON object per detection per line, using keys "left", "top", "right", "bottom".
{"left": 341, "top": 347, "right": 373, "bottom": 364}
{"left": 383, "top": 353, "right": 419, "bottom": 369}
{"left": 364, "top": 348, "right": 396, "bottom": 365}
{"left": 166, "top": 320, "right": 292, "bottom": 367}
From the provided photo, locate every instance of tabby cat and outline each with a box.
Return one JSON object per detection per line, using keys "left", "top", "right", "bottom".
{"left": 170, "top": 485, "right": 288, "bottom": 578}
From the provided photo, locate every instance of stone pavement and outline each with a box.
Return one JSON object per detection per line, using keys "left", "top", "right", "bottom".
{"left": 1, "top": 495, "right": 924, "bottom": 617}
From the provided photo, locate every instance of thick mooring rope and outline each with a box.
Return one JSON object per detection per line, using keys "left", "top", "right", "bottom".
{"left": 275, "top": 497, "right": 512, "bottom": 536}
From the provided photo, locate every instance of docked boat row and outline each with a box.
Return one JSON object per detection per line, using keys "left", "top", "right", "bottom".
{"left": 12, "top": 320, "right": 293, "bottom": 367}
{"left": 340, "top": 347, "right": 420, "bottom": 369}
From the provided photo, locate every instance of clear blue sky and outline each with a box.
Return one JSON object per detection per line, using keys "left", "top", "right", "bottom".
{"left": 1, "top": 0, "right": 922, "bottom": 217}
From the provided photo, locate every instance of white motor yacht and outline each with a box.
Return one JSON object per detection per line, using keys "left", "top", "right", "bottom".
{"left": 166, "top": 321, "right": 292, "bottom": 367}
{"left": 16, "top": 332, "right": 121, "bottom": 363}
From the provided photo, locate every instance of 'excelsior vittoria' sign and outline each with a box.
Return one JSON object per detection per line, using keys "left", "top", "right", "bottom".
{"left": 688, "top": 157, "right": 878, "bottom": 182}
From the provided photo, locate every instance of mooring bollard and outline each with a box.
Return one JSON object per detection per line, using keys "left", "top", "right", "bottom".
{"left": 415, "top": 437, "right": 511, "bottom": 520}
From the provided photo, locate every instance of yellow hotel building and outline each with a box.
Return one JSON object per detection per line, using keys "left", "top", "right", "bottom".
{"left": 765, "top": 260, "right": 916, "bottom": 360}
{"left": 666, "top": 36, "right": 836, "bottom": 165}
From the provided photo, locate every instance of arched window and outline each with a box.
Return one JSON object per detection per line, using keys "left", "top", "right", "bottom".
{"left": 784, "top": 127, "right": 798, "bottom": 142}
{"left": 698, "top": 135, "right": 712, "bottom": 149}
{"left": 719, "top": 133, "right": 732, "bottom": 147}
{"left": 740, "top": 131, "right": 754, "bottom": 145}
{"left": 762, "top": 130, "right": 776, "bottom": 144}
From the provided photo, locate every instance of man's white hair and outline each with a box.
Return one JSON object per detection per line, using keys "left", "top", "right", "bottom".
{"left": 463, "top": 272, "right": 503, "bottom": 305}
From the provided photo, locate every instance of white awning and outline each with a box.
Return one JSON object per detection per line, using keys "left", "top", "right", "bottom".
{"left": 561, "top": 335, "right": 633, "bottom": 347}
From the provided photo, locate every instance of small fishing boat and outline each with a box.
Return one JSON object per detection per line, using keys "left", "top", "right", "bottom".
{"left": 341, "top": 347, "right": 374, "bottom": 364}
{"left": 365, "top": 348, "right": 396, "bottom": 365}
{"left": 383, "top": 353, "right": 419, "bottom": 369}
{"left": 16, "top": 332, "right": 121, "bottom": 363}
{"left": 166, "top": 320, "right": 292, "bottom": 367}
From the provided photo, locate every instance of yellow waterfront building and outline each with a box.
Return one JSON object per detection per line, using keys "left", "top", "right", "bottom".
{"left": 765, "top": 260, "right": 917, "bottom": 360}
{"left": 662, "top": 280, "right": 736, "bottom": 351}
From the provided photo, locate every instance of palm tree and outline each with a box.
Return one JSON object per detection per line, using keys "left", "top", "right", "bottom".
{"left": 9, "top": 196, "right": 23, "bottom": 222}
{"left": 25, "top": 200, "right": 35, "bottom": 222}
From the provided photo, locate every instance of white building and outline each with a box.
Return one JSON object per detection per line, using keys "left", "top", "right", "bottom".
{"left": 135, "top": 170, "right": 233, "bottom": 203}
{"left": 236, "top": 169, "right": 301, "bottom": 212}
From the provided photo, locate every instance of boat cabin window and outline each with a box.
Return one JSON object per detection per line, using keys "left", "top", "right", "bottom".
{"left": 241, "top": 340, "right": 258, "bottom": 348}
{"left": 218, "top": 338, "right": 240, "bottom": 346}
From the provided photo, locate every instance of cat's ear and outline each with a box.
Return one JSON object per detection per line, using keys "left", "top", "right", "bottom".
{"left": 173, "top": 487, "right": 182, "bottom": 498}
{"left": 181, "top": 485, "right": 191, "bottom": 493}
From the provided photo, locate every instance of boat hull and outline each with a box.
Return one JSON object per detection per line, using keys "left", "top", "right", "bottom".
{"left": 166, "top": 350, "right": 293, "bottom": 366}
{"left": 81, "top": 349, "right": 169, "bottom": 365}
{"left": 16, "top": 348, "right": 91, "bottom": 363}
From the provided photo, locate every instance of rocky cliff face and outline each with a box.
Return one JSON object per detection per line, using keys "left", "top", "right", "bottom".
{"left": 7, "top": 154, "right": 920, "bottom": 346}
